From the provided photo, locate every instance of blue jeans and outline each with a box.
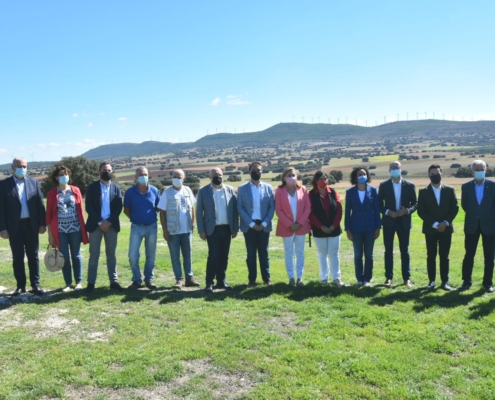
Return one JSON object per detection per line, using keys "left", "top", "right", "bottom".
{"left": 59, "top": 230, "right": 83, "bottom": 286}
{"left": 352, "top": 231, "right": 375, "bottom": 283}
{"left": 128, "top": 223, "right": 157, "bottom": 284}
{"left": 243, "top": 229, "right": 270, "bottom": 283}
{"left": 169, "top": 233, "right": 193, "bottom": 280}
{"left": 383, "top": 220, "right": 411, "bottom": 281}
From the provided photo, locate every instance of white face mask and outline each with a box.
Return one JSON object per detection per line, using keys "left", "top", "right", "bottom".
{"left": 172, "top": 178, "right": 183, "bottom": 188}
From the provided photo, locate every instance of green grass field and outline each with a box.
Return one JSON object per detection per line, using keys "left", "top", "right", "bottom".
{"left": 1, "top": 204, "right": 495, "bottom": 399}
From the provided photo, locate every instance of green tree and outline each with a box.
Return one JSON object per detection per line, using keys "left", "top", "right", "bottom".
{"left": 40, "top": 156, "right": 100, "bottom": 197}
{"left": 329, "top": 170, "right": 343, "bottom": 182}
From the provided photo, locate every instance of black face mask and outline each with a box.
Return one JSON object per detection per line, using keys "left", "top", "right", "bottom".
{"left": 101, "top": 171, "right": 113, "bottom": 181}
{"left": 250, "top": 171, "right": 261, "bottom": 181}
{"left": 212, "top": 176, "right": 223, "bottom": 185}
{"left": 430, "top": 174, "right": 441, "bottom": 184}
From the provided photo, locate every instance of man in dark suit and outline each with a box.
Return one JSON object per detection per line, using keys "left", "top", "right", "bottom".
{"left": 417, "top": 164, "right": 459, "bottom": 290}
{"left": 85, "top": 162, "right": 124, "bottom": 292}
{"left": 0, "top": 157, "right": 46, "bottom": 296}
{"left": 197, "top": 167, "right": 239, "bottom": 293}
{"left": 379, "top": 160, "right": 417, "bottom": 287}
{"left": 459, "top": 160, "right": 495, "bottom": 292}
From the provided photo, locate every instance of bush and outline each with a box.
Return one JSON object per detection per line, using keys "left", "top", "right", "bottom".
{"left": 455, "top": 167, "right": 472, "bottom": 178}
{"left": 228, "top": 175, "right": 242, "bottom": 182}
{"left": 329, "top": 170, "right": 343, "bottom": 182}
{"left": 450, "top": 163, "right": 462, "bottom": 168}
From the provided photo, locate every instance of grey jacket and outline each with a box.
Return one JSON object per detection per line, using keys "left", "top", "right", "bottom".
{"left": 196, "top": 184, "right": 239, "bottom": 236}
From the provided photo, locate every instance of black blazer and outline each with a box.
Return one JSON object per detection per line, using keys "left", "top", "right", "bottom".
{"left": 379, "top": 178, "right": 417, "bottom": 230}
{"left": 0, "top": 176, "right": 46, "bottom": 235}
{"left": 417, "top": 184, "right": 458, "bottom": 235}
{"left": 461, "top": 179, "right": 495, "bottom": 235}
{"left": 85, "top": 180, "right": 123, "bottom": 233}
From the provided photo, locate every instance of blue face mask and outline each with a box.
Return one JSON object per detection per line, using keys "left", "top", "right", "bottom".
{"left": 15, "top": 167, "right": 27, "bottom": 178}
{"left": 357, "top": 176, "right": 368, "bottom": 184}
{"left": 137, "top": 176, "right": 149, "bottom": 185}
{"left": 390, "top": 170, "right": 401, "bottom": 179}
{"left": 59, "top": 175, "right": 69, "bottom": 185}
{"left": 474, "top": 171, "right": 486, "bottom": 181}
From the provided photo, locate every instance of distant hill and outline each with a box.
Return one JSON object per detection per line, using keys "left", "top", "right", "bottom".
{"left": 81, "top": 120, "right": 495, "bottom": 160}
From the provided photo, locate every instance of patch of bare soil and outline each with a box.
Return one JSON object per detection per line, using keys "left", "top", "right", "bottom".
{"left": 265, "top": 313, "right": 310, "bottom": 338}
{"left": 44, "top": 359, "right": 263, "bottom": 399}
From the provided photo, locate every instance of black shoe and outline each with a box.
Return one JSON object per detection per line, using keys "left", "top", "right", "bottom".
{"left": 427, "top": 281, "right": 437, "bottom": 289}
{"left": 85, "top": 283, "right": 95, "bottom": 292}
{"left": 145, "top": 281, "right": 157, "bottom": 290}
{"left": 485, "top": 285, "right": 495, "bottom": 293}
{"left": 31, "top": 286, "right": 45, "bottom": 296}
{"left": 441, "top": 282, "right": 452, "bottom": 291}
{"left": 110, "top": 282, "right": 124, "bottom": 292}
{"left": 458, "top": 282, "right": 472, "bottom": 291}
{"left": 12, "top": 287, "right": 26, "bottom": 297}
{"left": 248, "top": 281, "right": 256, "bottom": 287}
{"left": 215, "top": 282, "right": 233, "bottom": 290}
{"left": 204, "top": 284, "right": 214, "bottom": 293}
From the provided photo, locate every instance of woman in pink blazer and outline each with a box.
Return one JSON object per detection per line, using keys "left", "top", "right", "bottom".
{"left": 275, "top": 167, "right": 311, "bottom": 286}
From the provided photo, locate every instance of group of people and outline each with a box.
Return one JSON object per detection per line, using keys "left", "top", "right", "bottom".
{"left": 0, "top": 156, "right": 494, "bottom": 297}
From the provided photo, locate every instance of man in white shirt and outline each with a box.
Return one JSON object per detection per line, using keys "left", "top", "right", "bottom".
{"left": 158, "top": 169, "right": 200, "bottom": 289}
{"left": 417, "top": 165, "right": 459, "bottom": 290}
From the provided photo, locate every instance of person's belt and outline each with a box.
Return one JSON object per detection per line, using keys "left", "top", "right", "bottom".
{"left": 133, "top": 222, "right": 155, "bottom": 226}
{"left": 20, "top": 217, "right": 30, "bottom": 221}
{"left": 215, "top": 224, "right": 229, "bottom": 227}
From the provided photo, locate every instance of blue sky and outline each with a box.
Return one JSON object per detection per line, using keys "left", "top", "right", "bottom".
{"left": 1, "top": 0, "right": 494, "bottom": 164}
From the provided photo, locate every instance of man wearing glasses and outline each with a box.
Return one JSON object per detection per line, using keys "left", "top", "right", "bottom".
{"left": 379, "top": 160, "right": 418, "bottom": 288}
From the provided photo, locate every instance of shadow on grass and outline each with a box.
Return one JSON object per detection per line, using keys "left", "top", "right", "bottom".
{"left": 468, "top": 295, "right": 495, "bottom": 319}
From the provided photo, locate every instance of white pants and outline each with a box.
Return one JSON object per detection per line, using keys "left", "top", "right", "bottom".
{"left": 314, "top": 236, "right": 341, "bottom": 281}
{"left": 283, "top": 234, "right": 306, "bottom": 279}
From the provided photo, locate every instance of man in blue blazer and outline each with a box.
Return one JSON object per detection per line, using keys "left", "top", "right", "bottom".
{"left": 237, "top": 162, "right": 275, "bottom": 286}
{"left": 0, "top": 157, "right": 46, "bottom": 296}
{"left": 197, "top": 167, "right": 239, "bottom": 293}
{"left": 459, "top": 160, "right": 495, "bottom": 292}
{"left": 379, "top": 160, "right": 417, "bottom": 287}
{"left": 85, "top": 162, "right": 124, "bottom": 292}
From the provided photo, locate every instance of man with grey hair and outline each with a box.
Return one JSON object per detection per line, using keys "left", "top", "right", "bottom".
{"left": 124, "top": 166, "right": 161, "bottom": 289}
{"left": 459, "top": 159, "right": 495, "bottom": 292}
{"left": 0, "top": 157, "right": 46, "bottom": 296}
{"left": 158, "top": 169, "right": 200, "bottom": 289}
{"left": 196, "top": 167, "right": 239, "bottom": 293}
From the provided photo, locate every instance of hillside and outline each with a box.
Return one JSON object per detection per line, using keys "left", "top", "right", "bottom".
{"left": 81, "top": 120, "right": 495, "bottom": 160}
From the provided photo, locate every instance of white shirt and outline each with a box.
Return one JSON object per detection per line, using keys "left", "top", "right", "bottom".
{"left": 358, "top": 190, "right": 365, "bottom": 203}
{"left": 392, "top": 179, "right": 402, "bottom": 212}
{"left": 100, "top": 181, "right": 111, "bottom": 221}
{"left": 248, "top": 181, "right": 268, "bottom": 228}
{"left": 288, "top": 191, "right": 298, "bottom": 223}
{"left": 432, "top": 185, "right": 441, "bottom": 206}
{"left": 157, "top": 187, "right": 196, "bottom": 234}
{"left": 14, "top": 176, "right": 30, "bottom": 218}
{"left": 213, "top": 185, "right": 229, "bottom": 225}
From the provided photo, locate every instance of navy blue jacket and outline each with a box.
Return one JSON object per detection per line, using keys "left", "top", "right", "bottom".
{"left": 344, "top": 185, "right": 381, "bottom": 233}
{"left": 85, "top": 180, "right": 123, "bottom": 233}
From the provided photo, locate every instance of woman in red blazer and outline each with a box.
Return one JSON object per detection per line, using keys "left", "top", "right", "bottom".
{"left": 275, "top": 167, "right": 311, "bottom": 287}
{"left": 46, "top": 166, "right": 89, "bottom": 291}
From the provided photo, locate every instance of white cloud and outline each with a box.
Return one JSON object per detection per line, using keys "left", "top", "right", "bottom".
{"left": 49, "top": 143, "right": 60, "bottom": 147}
{"left": 87, "top": 122, "right": 93, "bottom": 128}
{"left": 211, "top": 97, "right": 221, "bottom": 106}
{"left": 72, "top": 113, "right": 78, "bottom": 118}
{"left": 0, "top": 148, "right": 6, "bottom": 153}
{"left": 226, "top": 94, "right": 250, "bottom": 106}
{"left": 38, "top": 143, "right": 47, "bottom": 148}
{"left": 73, "top": 138, "right": 107, "bottom": 149}
{"left": 117, "top": 117, "right": 127, "bottom": 121}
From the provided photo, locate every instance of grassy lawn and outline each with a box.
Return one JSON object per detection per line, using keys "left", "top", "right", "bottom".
{"left": 1, "top": 204, "right": 495, "bottom": 399}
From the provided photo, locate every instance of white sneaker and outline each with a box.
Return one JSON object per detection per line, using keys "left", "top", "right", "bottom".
{"left": 356, "top": 281, "right": 364, "bottom": 287}
{"left": 62, "top": 286, "right": 71, "bottom": 292}
{"left": 74, "top": 284, "right": 82, "bottom": 291}
{"left": 363, "top": 282, "right": 371, "bottom": 287}
{"left": 332, "top": 279, "right": 345, "bottom": 288}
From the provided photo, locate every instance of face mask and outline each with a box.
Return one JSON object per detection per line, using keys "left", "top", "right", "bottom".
{"left": 212, "top": 176, "right": 223, "bottom": 185}
{"left": 172, "top": 178, "right": 183, "bottom": 188}
{"left": 59, "top": 175, "right": 70, "bottom": 185}
{"left": 475, "top": 171, "right": 486, "bottom": 181}
{"left": 358, "top": 176, "right": 368, "bottom": 184}
{"left": 390, "top": 170, "right": 401, "bottom": 179}
{"left": 250, "top": 171, "right": 261, "bottom": 181}
{"left": 317, "top": 180, "right": 327, "bottom": 188}
{"left": 286, "top": 176, "right": 297, "bottom": 185}
{"left": 137, "top": 176, "right": 148, "bottom": 185}
{"left": 101, "top": 171, "right": 112, "bottom": 181}
{"left": 429, "top": 174, "right": 441, "bottom": 185}
{"left": 15, "top": 167, "right": 27, "bottom": 178}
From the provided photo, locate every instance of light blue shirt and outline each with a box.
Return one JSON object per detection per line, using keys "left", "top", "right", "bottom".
{"left": 100, "top": 181, "right": 111, "bottom": 221}
{"left": 13, "top": 176, "right": 30, "bottom": 218}
{"left": 475, "top": 179, "right": 485, "bottom": 205}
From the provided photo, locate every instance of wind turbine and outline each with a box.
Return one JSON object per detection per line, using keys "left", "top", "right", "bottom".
{"left": 318, "top": 116, "right": 320, "bottom": 123}
{"left": 30, "top": 152, "right": 35, "bottom": 162}
{"left": 311, "top": 117, "right": 314, "bottom": 123}
{"left": 337, "top": 117, "right": 340, "bottom": 124}
{"left": 397, "top": 113, "right": 399, "bottom": 121}
{"left": 416, "top": 112, "right": 419, "bottom": 120}
{"left": 406, "top": 112, "right": 408, "bottom": 121}
{"left": 328, "top": 117, "right": 330, "bottom": 123}
{"left": 433, "top": 112, "right": 435, "bottom": 119}
{"left": 383, "top": 116, "right": 386, "bottom": 124}
{"left": 345, "top": 117, "right": 348, "bottom": 124}
{"left": 425, "top": 111, "right": 427, "bottom": 119}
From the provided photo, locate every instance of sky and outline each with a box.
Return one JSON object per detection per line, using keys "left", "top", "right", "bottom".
{"left": 1, "top": 0, "right": 494, "bottom": 164}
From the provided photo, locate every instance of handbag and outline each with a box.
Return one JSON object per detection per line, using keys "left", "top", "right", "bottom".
{"left": 44, "top": 244, "right": 65, "bottom": 272}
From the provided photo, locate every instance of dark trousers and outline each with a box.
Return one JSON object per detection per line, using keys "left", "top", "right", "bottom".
{"left": 8, "top": 219, "right": 40, "bottom": 288}
{"left": 383, "top": 219, "right": 411, "bottom": 281}
{"left": 425, "top": 232, "right": 452, "bottom": 283}
{"left": 352, "top": 231, "right": 375, "bottom": 283}
{"left": 243, "top": 229, "right": 270, "bottom": 283}
{"left": 462, "top": 224, "right": 495, "bottom": 287}
{"left": 206, "top": 225, "right": 231, "bottom": 286}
